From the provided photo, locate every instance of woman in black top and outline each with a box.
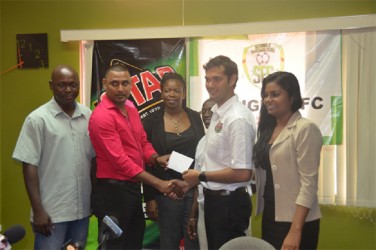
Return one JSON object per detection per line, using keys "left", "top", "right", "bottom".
{"left": 143, "top": 72, "right": 205, "bottom": 250}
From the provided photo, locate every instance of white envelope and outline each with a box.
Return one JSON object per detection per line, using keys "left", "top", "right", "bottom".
{"left": 167, "top": 151, "right": 194, "bottom": 173}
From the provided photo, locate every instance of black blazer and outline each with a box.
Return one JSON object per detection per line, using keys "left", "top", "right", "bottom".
{"left": 142, "top": 105, "right": 205, "bottom": 202}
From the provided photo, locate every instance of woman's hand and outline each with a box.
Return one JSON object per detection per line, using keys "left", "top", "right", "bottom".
{"left": 281, "top": 229, "right": 301, "bottom": 250}
{"left": 145, "top": 200, "right": 158, "bottom": 221}
{"left": 156, "top": 154, "right": 170, "bottom": 168}
{"left": 187, "top": 218, "right": 198, "bottom": 240}
{"left": 282, "top": 205, "right": 308, "bottom": 250}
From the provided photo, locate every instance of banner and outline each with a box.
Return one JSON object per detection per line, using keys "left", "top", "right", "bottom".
{"left": 91, "top": 39, "right": 186, "bottom": 118}
{"left": 189, "top": 31, "right": 342, "bottom": 145}
{"left": 91, "top": 38, "right": 186, "bottom": 248}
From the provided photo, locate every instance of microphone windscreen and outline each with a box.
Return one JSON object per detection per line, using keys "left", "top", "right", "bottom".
{"left": 100, "top": 215, "right": 122, "bottom": 239}
{"left": 4, "top": 224, "right": 26, "bottom": 244}
{"left": 108, "top": 216, "right": 119, "bottom": 225}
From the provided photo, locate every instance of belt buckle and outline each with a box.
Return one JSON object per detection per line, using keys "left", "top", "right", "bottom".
{"left": 221, "top": 190, "right": 231, "bottom": 196}
{"left": 235, "top": 186, "right": 248, "bottom": 194}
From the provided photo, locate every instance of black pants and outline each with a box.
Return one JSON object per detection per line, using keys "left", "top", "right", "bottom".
{"left": 262, "top": 200, "right": 320, "bottom": 250}
{"left": 92, "top": 180, "right": 145, "bottom": 250}
{"left": 204, "top": 192, "right": 251, "bottom": 250}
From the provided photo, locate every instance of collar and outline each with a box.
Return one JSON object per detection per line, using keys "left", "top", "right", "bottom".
{"left": 271, "top": 111, "right": 302, "bottom": 147}
{"left": 211, "top": 95, "right": 238, "bottom": 118}
{"left": 100, "top": 94, "right": 118, "bottom": 110}
{"left": 49, "top": 97, "right": 84, "bottom": 118}
{"left": 286, "top": 111, "right": 302, "bottom": 129}
{"left": 100, "top": 94, "right": 134, "bottom": 110}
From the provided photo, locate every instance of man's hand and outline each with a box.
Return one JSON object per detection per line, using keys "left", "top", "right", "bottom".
{"left": 156, "top": 180, "right": 185, "bottom": 199}
{"left": 136, "top": 171, "right": 188, "bottom": 200}
{"left": 156, "top": 179, "right": 191, "bottom": 199}
{"left": 23, "top": 163, "right": 54, "bottom": 236}
{"left": 33, "top": 209, "right": 53, "bottom": 236}
{"left": 170, "top": 179, "right": 191, "bottom": 197}
{"left": 145, "top": 200, "right": 158, "bottom": 221}
{"left": 182, "top": 169, "right": 201, "bottom": 186}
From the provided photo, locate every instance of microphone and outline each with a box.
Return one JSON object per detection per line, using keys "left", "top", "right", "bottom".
{"left": 102, "top": 216, "right": 122, "bottom": 239}
{"left": 98, "top": 216, "right": 122, "bottom": 250}
{"left": 3, "top": 224, "right": 26, "bottom": 244}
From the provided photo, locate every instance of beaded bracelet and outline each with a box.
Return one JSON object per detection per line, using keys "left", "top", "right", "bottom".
{"left": 153, "top": 155, "right": 161, "bottom": 163}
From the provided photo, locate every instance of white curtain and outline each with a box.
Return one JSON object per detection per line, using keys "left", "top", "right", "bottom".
{"left": 341, "top": 27, "right": 376, "bottom": 207}
{"left": 320, "top": 27, "right": 376, "bottom": 210}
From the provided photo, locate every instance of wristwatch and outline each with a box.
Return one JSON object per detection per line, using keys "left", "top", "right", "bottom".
{"left": 199, "top": 171, "right": 208, "bottom": 182}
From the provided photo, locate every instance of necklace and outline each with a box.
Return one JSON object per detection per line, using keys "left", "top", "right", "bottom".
{"left": 165, "top": 110, "right": 184, "bottom": 136}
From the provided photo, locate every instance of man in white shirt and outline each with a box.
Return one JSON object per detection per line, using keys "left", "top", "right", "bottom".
{"left": 13, "top": 65, "right": 95, "bottom": 250}
{"left": 183, "top": 55, "right": 256, "bottom": 249}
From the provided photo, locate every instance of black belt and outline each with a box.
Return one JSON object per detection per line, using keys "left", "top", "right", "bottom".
{"left": 203, "top": 186, "right": 248, "bottom": 196}
{"left": 97, "top": 178, "right": 141, "bottom": 191}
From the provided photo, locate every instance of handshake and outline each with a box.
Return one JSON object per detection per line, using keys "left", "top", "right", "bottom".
{"left": 157, "top": 179, "right": 192, "bottom": 200}
{"left": 155, "top": 169, "right": 202, "bottom": 200}
{"left": 152, "top": 154, "right": 203, "bottom": 199}
{"left": 145, "top": 169, "right": 201, "bottom": 220}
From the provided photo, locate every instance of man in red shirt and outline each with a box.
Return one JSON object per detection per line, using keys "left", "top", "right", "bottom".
{"left": 89, "top": 63, "right": 184, "bottom": 249}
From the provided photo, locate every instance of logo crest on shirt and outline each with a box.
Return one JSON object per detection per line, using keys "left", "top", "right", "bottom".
{"left": 215, "top": 122, "right": 223, "bottom": 133}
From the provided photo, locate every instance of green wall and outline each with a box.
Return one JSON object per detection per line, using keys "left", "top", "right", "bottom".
{"left": 251, "top": 204, "right": 376, "bottom": 249}
{"left": 1, "top": 0, "right": 375, "bottom": 249}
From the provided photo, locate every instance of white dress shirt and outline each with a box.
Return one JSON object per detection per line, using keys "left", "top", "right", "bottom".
{"left": 201, "top": 95, "right": 256, "bottom": 192}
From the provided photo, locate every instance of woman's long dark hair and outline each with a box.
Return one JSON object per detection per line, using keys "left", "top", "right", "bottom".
{"left": 253, "top": 71, "right": 303, "bottom": 168}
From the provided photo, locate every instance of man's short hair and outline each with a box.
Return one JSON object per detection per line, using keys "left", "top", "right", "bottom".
{"left": 203, "top": 55, "right": 238, "bottom": 84}
{"left": 104, "top": 63, "right": 130, "bottom": 78}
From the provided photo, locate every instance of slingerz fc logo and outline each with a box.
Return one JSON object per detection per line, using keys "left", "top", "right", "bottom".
{"left": 242, "top": 43, "right": 284, "bottom": 87}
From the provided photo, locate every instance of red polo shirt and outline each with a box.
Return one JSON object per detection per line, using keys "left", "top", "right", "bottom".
{"left": 89, "top": 95, "right": 156, "bottom": 181}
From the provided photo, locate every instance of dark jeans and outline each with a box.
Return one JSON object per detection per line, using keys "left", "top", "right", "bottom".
{"left": 204, "top": 192, "right": 252, "bottom": 250}
{"left": 92, "top": 181, "right": 145, "bottom": 250}
{"left": 262, "top": 200, "right": 320, "bottom": 250}
{"left": 155, "top": 189, "right": 199, "bottom": 250}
